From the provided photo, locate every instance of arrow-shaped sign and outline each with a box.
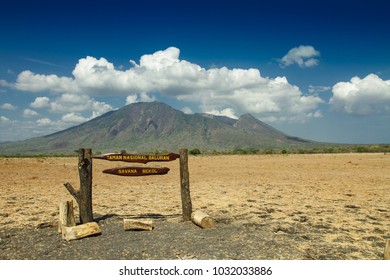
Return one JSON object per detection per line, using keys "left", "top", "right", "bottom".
{"left": 102, "top": 166, "right": 170, "bottom": 176}
{"left": 93, "top": 153, "right": 180, "bottom": 164}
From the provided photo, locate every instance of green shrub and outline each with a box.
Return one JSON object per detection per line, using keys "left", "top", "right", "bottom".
{"left": 189, "top": 148, "right": 201, "bottom": 155}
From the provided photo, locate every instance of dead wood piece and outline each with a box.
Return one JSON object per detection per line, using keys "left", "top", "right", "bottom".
{"left": 37, "top": 222, "right": 58, "bottom": 229}
{"left": 385, "top": 240, "right": 390, "bottom": 260}
{"left": 191, "top": 210, "right": 216, "bottom": 229}
{"left": 62, "top": 222, "right": 101, "bottom": 241}
{"left": 63, "top": 183, "right": 80, "bottom": 205}
{"left": 58, "top": 200, "right": 76, "bottom": 234}
{"left": 123, "top": 219, "right": 153, "bottom": 231}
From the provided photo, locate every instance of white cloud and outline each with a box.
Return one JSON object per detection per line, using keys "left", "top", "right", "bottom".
{"left": 1, "top": 103, "right": 17, "bottom": 110}
{"left": 0, "top": 79, "right": 11, "bottom": 87}
{"left": 182, "top": 106, "right": 193, "bottom": 114}
{"left": 29, "top": 93, "right": 113, "bottom": 123}
{"left": 90, "top": 100, "right": 114, "bottom": 119}
{"left": 35, "top": 118, "right": 68, "bottom": 131}
{"left": 36, "top": 117, "right": 55, "bottom": 126}
{"left": 0, "top": 117, "right": 64, "bottom": 142}
{"left": 126, "top": 94, "right": 138, "bottom": 105}
{"left": 279, "top": 45, "right": 320, "bottom": 68}
{"left": 23, "top": 109, "right": 39, "bottom": 117}
{"left": 61, "top": 113, "right": 88, "bottom": 124}
{"left": 44, "top": 93, "right": 113, "bottom": 119}
{"left": 308, "top": 85, "right": 331, "bottom": 94}
{"left": 12, "top": 47, "right": 323, "bottom": 122}
{"left": 50, "top": 93, "right": 92, "bottom": 113}
{"left": 0, "top": 79, "right": 11, "bottom": 93}
{"left": 125, "top": 93, "right": 156, "bottom": 105}
{"left": 15, "top": 70, "right": 76, "bottom": 93}
{"left": 0, "top": 116, "right": 11, "bottom": 122}
{"left": 330, "top": 74, "right": 390, "bottom": 115}
{"left": 139, "top": 92, "right": 156, "bottom": 102}
{"left": 205, "top": 108, "right": 238, "bottom": 119}
{"left": 30, "top": 97, "right": 51, "bottom": 108}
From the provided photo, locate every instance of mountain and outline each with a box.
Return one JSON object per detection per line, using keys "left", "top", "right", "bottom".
{"left": 0, "top": 102, "right": 319, "bottom": 155}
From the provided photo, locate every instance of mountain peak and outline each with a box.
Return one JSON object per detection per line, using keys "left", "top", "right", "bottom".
{"left": 239, "top": 113, "right": 257, "bottom": 119}
{"left": 196, "top": 113, "right": 237, "bottom": 126}
{"left": 234, "top": 113, "right": 288, "bottom": 140}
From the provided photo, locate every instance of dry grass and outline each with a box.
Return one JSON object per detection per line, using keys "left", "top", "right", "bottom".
{"left": 1, "top": 153, "right": 389, "bottom": 259}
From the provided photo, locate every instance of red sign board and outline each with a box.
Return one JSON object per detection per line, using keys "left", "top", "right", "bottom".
{"left": 102, "top": 166, "right": 170, "bottom": 176}
{"left": 93, "top": 153, "right": 180, "bottom": 164}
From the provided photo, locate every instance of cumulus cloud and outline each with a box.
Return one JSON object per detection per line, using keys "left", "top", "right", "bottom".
{"left": 15, "top": 70, "right": 76, "bottom": 93}
{"left": 36, "top": 117, "right": 55, "bottom": 126}
{"left": 29, "top": 93, "right": 113, "bottom": 120}
{"left": 50, "top": 93, "right": 93, "bottom": 113}
{"left": 330, "top": 74, "right": 390, "bottom": 115}
{"left": 0, "top": 116, "right": 11, "bottom": 122}
{"left": 23, "top": 109, "right": 39, "bottom": 117}
{"left": 13, "top": 47, "right": 323, "bottom": 122}
{"left": 0, "top": 117, "right": 63, "bottom": 142}
{"left": 205, "top": 108, "right": 238, "bottom": 119}
{"left": 125, "top": 94, "right": 138, "bottom": 105}
{"left": 30, "top": 97, "right": 51, "bottom": 108}
{"left": 126, "top": 93, "right": 156, "bottom": 105}
{"left": 0, "top": 79, "right": 11, "bottom": 87}
{"left": 61, "top": 113, "right": 88, "bottom": 123}
{"left": 279, "top": 45, "right": 320, "bottom": 68}
{"left": 182, "top": 106, "right": 193, "bottom": 114}
{"left": 1, "top": 103, "right": 17, "bottom": 110}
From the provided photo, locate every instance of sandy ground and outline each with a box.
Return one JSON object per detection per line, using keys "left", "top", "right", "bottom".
{"left": 0, "top": 153, "right": 389, "bottom": 259}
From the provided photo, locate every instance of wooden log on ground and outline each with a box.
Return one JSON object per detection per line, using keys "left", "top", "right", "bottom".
{"left": 385, "top": 240, "right": 390, "bottom": 260}
{"left": 62, "top": 222, "right": 101, "bottom": 241}
{"left": 191, "top": 210, "right": 216, "bottom": 229}
{"left": 123, "top": 219, "right": 153, "bottom": 231}
{"left": 58, "top": 200, "right": 76, "bottom": 234}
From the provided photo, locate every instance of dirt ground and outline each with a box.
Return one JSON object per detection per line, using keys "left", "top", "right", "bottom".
{"left": 0, "top": 153, "right": 389, "bottom": 260}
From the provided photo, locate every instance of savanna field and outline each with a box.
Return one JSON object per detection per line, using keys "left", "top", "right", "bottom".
{"left": 0, "top": 153, "right": 389, "bottom": 259}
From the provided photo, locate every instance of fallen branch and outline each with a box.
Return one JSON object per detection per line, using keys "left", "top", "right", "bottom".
{"left": 63, "top": 183, "right": 80, "bottom": 205}
{"left": 123, "top": 219, "right": 153, "bottom": 231}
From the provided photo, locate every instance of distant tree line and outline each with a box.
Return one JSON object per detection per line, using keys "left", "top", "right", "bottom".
{"left": 1, "top": 144, "right": 389, "bottom": 157}
{"left": 185, "top": 144, "right": 390, "bottom": 155}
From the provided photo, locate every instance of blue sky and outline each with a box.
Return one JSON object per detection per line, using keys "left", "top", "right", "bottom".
{"left": 1, "top": 0, "right": 389, "bottom": 144}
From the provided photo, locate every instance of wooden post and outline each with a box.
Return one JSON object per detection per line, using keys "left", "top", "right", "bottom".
{"left": 384, "top": 240, "right": 390, "bottom": 260}
{"left": 58, "top": 200, "right": 76, "bottom": 234}
{"left": 77, "top": 148, "right": 93, "bottom": 223}
{"left": 179, "top": 148, "right": 192, "bottom": 221}
{"left": 64, "top": 148, "right": 94, "bottom": 224}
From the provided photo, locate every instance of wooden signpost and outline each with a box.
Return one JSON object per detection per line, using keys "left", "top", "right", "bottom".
{"left": 61, "top": 148, "right": 212, "bottom": 240}
{"left": 93, "top": 149, "right": 192, "bottom": 221}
